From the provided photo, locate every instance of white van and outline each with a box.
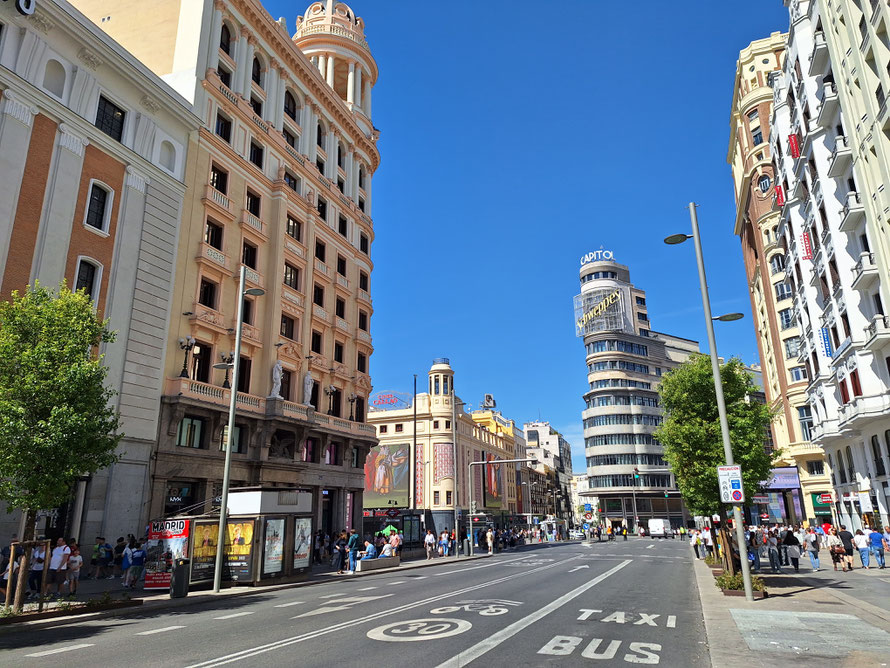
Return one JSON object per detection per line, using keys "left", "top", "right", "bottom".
{"left": 647, "top": 518, "right": 674, "bottom": 539}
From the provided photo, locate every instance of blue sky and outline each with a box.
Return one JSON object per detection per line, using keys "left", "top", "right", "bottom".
{"left": 266, "top": 1, "right": 790, "bottom": 472}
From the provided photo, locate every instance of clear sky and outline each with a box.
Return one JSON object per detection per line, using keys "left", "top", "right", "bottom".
{"left": 265, "top": 1, "right": 790, "bottom": 473}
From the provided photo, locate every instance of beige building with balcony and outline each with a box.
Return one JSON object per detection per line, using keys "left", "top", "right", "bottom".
{"left": 75, "top": 0, "right": 380, "bottom": 535}
{"left": 729, "top": 32, "right": 832, "bottom": 524}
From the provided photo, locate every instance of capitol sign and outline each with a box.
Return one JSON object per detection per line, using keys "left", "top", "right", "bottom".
{"left": 580, "top": 249, "right": 614, "bottom": 265}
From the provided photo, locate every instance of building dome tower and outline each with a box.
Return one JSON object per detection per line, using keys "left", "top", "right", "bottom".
{"left": 428, "top": 358, "right": 455, "bottom": 417}
{"left": 294, "top": 1, "right": 377, "bottom": 131}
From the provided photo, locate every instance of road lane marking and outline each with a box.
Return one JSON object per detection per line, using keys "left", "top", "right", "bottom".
{"left": 25, "top": 644, "right": 95, "bottom": 657}
{"left": 357, "top": 586, "right": 377, "bottom": 591}
{"left": 646, "top": 544, "right": 655, "bottom": 549}
{"left": 215, "top": 612, "right": 255, "bottom": 620}
{"left": 435, "top": 560, "right": 632, "bottom": 668}
{"left": 434, "top": 554, "right": 530, "bottom": 575}
{"left": 185, "top": 554, "right": 586, "bottom": 668}
{"left": 295, "top": 594, "right": 393, "bottom": 617}
{"left": 569, "top": 565, "right": 589, "bottom": 573}
{"left": 136, "top": 626, "right": 186, "bottom": 636}
{"left": 273, "top": 601, "right": 304, "bottom": 608}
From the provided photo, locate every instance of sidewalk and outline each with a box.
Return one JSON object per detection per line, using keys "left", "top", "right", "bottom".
{"left": 693, "top": 556, "right": 890, "bottom": 667}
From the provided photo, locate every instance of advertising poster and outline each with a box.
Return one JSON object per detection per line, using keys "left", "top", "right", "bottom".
{"left": 191, "top": 519, "right": 255, "bottom": 583}
{"left": 484, "top": 454, "right": 503, "bottom": 509}
{"left": 262, "top": 518, "right": 285, "bottom": 576}
{"left": 144, "top": 519, "right": 190, "bottom": 590}
{"left": 363, "top": 443, "right": 410, "bottom": 508}
{"left": 293, "top": 517, "right": 312, "bottom": 569}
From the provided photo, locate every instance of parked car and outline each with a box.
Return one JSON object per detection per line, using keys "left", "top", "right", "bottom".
{"left": 647, "top": 518, "right": 674, "bottom": 539}
{"left": 568, "top": 529, "right": 585, "bottom": 539}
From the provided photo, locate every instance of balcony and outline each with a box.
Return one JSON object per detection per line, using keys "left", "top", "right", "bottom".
{"left": 816, "top": 83, "right": 839, "bottom": 128}
{"left": 809, "top": 31, "right": 829, "bottom": 75}
{"left": 196, "top": 242, "right": 229, "bottom": 270}
{"left": 357, "top": 289, "right": 372, "bottom": 304}
{"left": 863, "top": 314, "right": 890, "bottom": 351}
{"left": 811, "top": 418, "right": 841, "bottom": 443}
{"left": 828, "top": 136, "right": 853, "bottom": 176}
{"left": 240, "top": 209, "right": 266, "bottom": 238}
{"left": 839, "top": 192, "right": 865, "bottom": 231}
{"left": 314, "top": 258, "right": 331, "bottom": 278}
{"left": 240, "top": 264, "right": 264, "bottom": 289}
{"left": 202, "top": 185, "right": 233, "bottom": 219}
{"left": 838, "top": 394, "right": 890, "bottom": 429}
{"left": 851, "top": 252, "right": 879, "bottom": 290}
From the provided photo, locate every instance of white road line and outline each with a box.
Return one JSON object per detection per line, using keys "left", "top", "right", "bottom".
{"left": 273, "top": 601, "right": 304, "bottom": 608}
{"left": 184, "top": 554, "right": 584, "bottom": 668}
{"left": 434, "top": 554, "right": 529, "bottom": 576}
{"left": 436, "top": 560, "right": 632, "bottom": 668}
{"left": 357, "top": 586, "right": 377, "bottom": 591}
{"left": 214, "top": 612, "right": 255, "bottom": 620}
{"left": 135, "top": 626, "right": 186, "bottom": 636}
{"left": 25, "top": 644, "right": 95, "bottom": 657}
{"left": 647, "top": 544, "right": 655, "bottom": 549}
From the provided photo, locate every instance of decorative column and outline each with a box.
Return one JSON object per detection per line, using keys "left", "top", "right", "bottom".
{"left": 0, "top": 90, "right": 38, "bottom": 277}
{"left": 241, "top": 36, "right": 256, "bottom": 102}
{"left": 208, "top": 1, "right": 225, "bottom": 71}
{"left": 355, "top": 67, "right": 363, "bottom": 109}
{"left": 317, "top": 54, "right": 326, "bottom": 78}
{"left": 301, "top": 103, "right": 314, "bottom": 157}
{"left": 233, "top": 28, "right": 248, "bottom": 96}
{"left": 270, "top": 59, "right": 284, "bottom": 131}
{"left": 363, "top": 79, "right": 372, "bottom": 117}
{"left": 346, "top": 61, "right": 355, "bottom": 104}
{"left": 345, "top": 147, "right": 355, "bottom": 200}
{"left": 326, "top": 129, "right": 338, "bottom": 180}
{"left": 326, "top": 55, "right": 336, "bottom": 88}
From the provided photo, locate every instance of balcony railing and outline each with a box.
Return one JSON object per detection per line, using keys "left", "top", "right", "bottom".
{"left": 839, "top": 191, "right": 865, "bottom": 231}
{"left": 851, "top": 252, "right": 879, "bottom": 290}
{"left": 816, "top": 82, "right": 839, "bottom": 128}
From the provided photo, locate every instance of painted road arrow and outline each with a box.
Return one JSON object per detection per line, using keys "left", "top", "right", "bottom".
{"left": 295, "top": 594, "right": 393, "bottom": 618}
{"left": 569, "top": 565, "right": 590, "bottom": 573}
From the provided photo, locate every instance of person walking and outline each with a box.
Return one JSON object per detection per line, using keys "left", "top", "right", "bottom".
{"left": 124, "top": 542, "right": 146, "bottom": 589}
{"left": 853, "top": 529, "right": 871, "bottom": 569}
{"left": 486, "top": 528, "right": 494, "bottom": 555}
{"left": 703, "top": 529, "right": 715, "bottom": 558}
{"left": 767, "top": 530, "right": 782, "bottom": 573}
{"left": 46, "top": 537, "right": 70, "bottom": 597}
{"left": 424, "top": 529, "right": 436, "bottom": 560}
{"left": 112, "top": 537, "right": 126, "bottom": 577}
{"left": 803, "top": 527, "right": 821, "bottom": 571}
{"left": 826, "top": 528, "right": 845, "bottom": 571}
{"left": 66, "top": 546, "right": 83, "bottom": 595}
{"left": 782, "top": 529, "right": 801, "bottom": 572}
{"left": 838, "top": 525, "right": 855, "bottom": 572}
{"left": 868, "top": 525, "right": 887, "bottom": 569}
{"left": 27, "top": 542, "right": 46, "bottom": 599}
{"left": 689, "top": 530, "right": 700, "bottom": 559}
{"left": 333, "top": 531, "right": 348, "bottom": 575}
{"left": 346, "top": 529, "right": 360, "bottom": 574}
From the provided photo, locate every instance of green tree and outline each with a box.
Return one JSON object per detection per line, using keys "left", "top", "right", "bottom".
{"left": 0, "top": 283, "right": 121, "bottom": 538}
{"left": 654, "top": 355, "right": 775, "bottom": 518}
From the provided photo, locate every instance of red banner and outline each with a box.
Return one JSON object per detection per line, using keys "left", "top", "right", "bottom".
{"left": 144, "top": 519, "right": 190, "bottom": 589}
{"left": 801, "top": 233, "right": 813, "bottom": 260}
{"left": 775, "top": 184, "right": 785, "bottom": 206}
{"left": 789, "top": 134, "right": 800, "bottom": 158}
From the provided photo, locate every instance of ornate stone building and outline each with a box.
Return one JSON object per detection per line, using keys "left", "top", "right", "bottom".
{"left": 75, "top": 0, "right": 380, "bottom": 535}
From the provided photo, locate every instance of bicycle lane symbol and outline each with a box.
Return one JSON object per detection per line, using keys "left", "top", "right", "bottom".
{"left": 430, "top": 599, "right": 523, "bottom": 617}
{"left": 366, "top": 618, "right": 472, "bottom": 642}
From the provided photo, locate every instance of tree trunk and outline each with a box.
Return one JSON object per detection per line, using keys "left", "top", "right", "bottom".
{"left": 12, "top": 545, "right": 31, "bottom": 612}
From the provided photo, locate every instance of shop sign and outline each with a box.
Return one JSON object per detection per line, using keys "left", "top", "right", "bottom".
{"left": 761, "top": 466, "right": 801, "bottom": 490}
{"left": 751, "top": 495, "right": 769, "bottom": 504}
{"left": 818, "top": 493, "right": 833, "bottom": 505}
{"left": 576, "top": 289, "right": 620, "bottom": 330}
{"left": 580, "top": 249, "right": 614, "bottom": 265}
{"left": 858, "top": 491, "right": 874, "bottom": 513}
{"left": 3, "top": 0, "right": 35, "bottom": 16}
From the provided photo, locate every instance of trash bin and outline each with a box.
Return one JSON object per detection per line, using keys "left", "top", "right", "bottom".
{"left": 169, "top": 558, "right": 190, "bottom": 599}
{"left": 462, "top": 539, "right": 470, "bottom": 555}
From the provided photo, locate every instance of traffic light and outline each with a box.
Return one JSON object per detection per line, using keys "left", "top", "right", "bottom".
{"left": 664, "top": 492, "right": 669, "bottom": 498}
{"left": 470, "top": 501, "right": 477, "bottom": 514}
{"left": 633, "top": 467, "right": 640, "bottom": 479}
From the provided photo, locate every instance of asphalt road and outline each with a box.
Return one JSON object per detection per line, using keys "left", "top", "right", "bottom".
{"left": 0, "top": 538, "right": 708, "bottom": 667}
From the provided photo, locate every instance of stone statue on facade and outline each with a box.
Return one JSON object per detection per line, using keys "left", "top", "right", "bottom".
{"left": 269, "top": 360, "right": 283, "bottom": 399}
{"left": 303, "top": 370, "right": 315, "bottom": 406}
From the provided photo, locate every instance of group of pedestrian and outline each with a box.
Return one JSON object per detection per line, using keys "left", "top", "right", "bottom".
{"left": 688, "top": 528, "right": 716, "bottom": 559}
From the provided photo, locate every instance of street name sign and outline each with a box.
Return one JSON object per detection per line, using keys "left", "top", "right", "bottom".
{"left": 717, "top": 465, "right": 744, "bottom": 503}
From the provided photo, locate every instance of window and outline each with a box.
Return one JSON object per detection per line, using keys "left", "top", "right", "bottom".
{"left": 357, "top": 351, "right": 367, "bottom": 373}
{"left": 283, "top": 263, "right": 300, "bottom": 290}
{"left": 220, "top": 425, "right": 245, "bottom": 453}
{"left": 198, "top": 278, "right": 217, "bottom": 308}
{"left": 42, "top": 59, "right": 66, "bottom": 98}
{"left": 379, "top": 425, "right": 388, "bottom": 434}
{"left": 769, "top": 254, "right": 785, "bottom": 275}
{"left": 433, "top": 420, "right": 439, "bottom": 430}
{"left": 636, "top": 311, "right": 648, "bottom": 322}
{"left": 752, "top": 127, "right": 764, "bottom": 145}
{"left": 95, "top": 95, "right": 125, "bottom": 142}
{"left": 395, "top": 424, "right": 404, "bottom": 433}
{"left": 748, "top": 109, "right": 759, "bottom": 122}
{"left": 280, "top": 314, "right": 295, "bottom": 340}
{"left": 359, "top": 271, "right": 369, "bottom": 291}
{"left": 335, "top": 296, "right": 345, "bottom": 319}
{"left": 839, "top": 378, "right": 850, "bottom": 404}
{"left": 210, "top": 165, "right": 228, "bottom": 195}
{"left": 806, "top": 459, "right": 824, "bottom": 476}
{"left": 242, "top": 241, "right": 257, "bottom": 269}
{"left": 317, "top": 197, "right": 327, "bottom": 221}
{"left": 338, "top": 215, "right": 348, "bottom": 237}
{"left": 359, "top": 166, "right": 366, "bottom": 191}
{"left": 798, "top": 406, "right": 814, "bottom": 441}
{"left": 446, "top": 491, "right": 452, "bottom": 506}
{"left": 283, "top": 128, "right": 297, "bottom": 148}
{"left": 160, "top": 141, "right": 176, "bottom": 172}
{"left": 249, "top": 141, "right": 264, "bottom": 168}
{"left": 316, "top": 156, "right": 325, "bottom": 173}
{"left": 311, "top": 330, "right": 322, "bottom": 354}
{"left": 359, "top": 233, "right": 369, "bottom": 255}
{"left": 75, "top": 260, "right": 98, "bottom": 299}
{"left": 176, "top": 416, "right": 204, "bottom": 448}
{"left": 220, "top": 24, "right": 231, "bottom": 55}
{"left": 635, "top": 296, "right": 646, "bottom": 306}
{"left": 585, "top": 340, "right": 648, "bottom": 356}
{"left": 337, "top": 255, "right": 347, "bottom": 276}
{"left": 250, "top": 96, "right": 262, "bottom": 117}
{"left": 251, "top": 57, "right": 262, "bottom": 86}
{"left": 790, "top": 366, "right": 807, "bottom": 381}
{"left": 316, "top": 122, "right": 325, "bottom": 148}
{"left": 359, "top": 196, "right": 365, "bottom": 212}
{"left": 217, "top": 66, "right": 232, "bottom": 89}
{"left": 313, "top": 284, "right": 324, "bottom": 307}
{"left": 871, "top": 436, "right": 886, "bottom": 476}
{"left": 246, "top": 191, "right": 260, "bottom": 217}
{"left": 337, "top": 144, "right": 344, "bottom": 168}
{"left": 85, "top": 183, "right": 110, "bottom": 231}
{"left": 286, "top": 216, "right": 301, "bottom": 242}
{"left": 337, "top": 177, "right": 345, "bottom": 193}
{"left": 639, "top": 328, "right": 649, "bottom": 337}
{"left": 775, "top": 282, "right": 793, "bottom": 301}
{"left": 241, "top": 298, "right": 253, "bottom": 325}
{"left": 779, "top": 308, "right": 794, "bottom": 330}
{"left": 284, "top": 171, "right": 299, "bottom": 192}
{"left": 237, "top": 356, "right": 251, "bottom": 393}
{"left": 850, "top": 369, "right": 862, "bottom": 397}
{"left": 358, "top": 310, "right": 368, "bottom": 331}
{"left": 284, "top": 91, "right": 298, "bottom": 121}
{"left": 434, "top": 491, "right": 440, "bottom": 505}
{"left": 784, "top": 337, "right": 800, "bottom": 358}
{"left": 334, "top": 341, "right": 344, "bottom": 363}
{"left": 215, "top": 113, "right": 231, "bottom": 142}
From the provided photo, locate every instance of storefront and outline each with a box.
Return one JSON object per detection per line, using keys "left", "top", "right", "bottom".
{"left": 809, "top": 493, "right": 834, "bottom": 526}
{"left": 756, "top": 467, "right": 804, "bottom": 525}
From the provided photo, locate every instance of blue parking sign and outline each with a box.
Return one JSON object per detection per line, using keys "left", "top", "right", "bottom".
{"left": 583, "top": 523, "right": 590, "bottom": 530}
{"left": 584, "top": 504, "right": 592, "bottom": 511}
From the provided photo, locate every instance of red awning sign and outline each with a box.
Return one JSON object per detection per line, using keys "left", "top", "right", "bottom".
{"left": 385, "top": 509, "right": 400, "bottom": 518}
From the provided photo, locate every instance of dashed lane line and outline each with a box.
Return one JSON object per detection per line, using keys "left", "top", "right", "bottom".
{"left": 273, "top": 601, "right": 304, "bottom": 608}
{"left": 135, "top": 626, "right": 187, "bottom": 636}
{"left": 357, "top": 586, "right": 377, "bottom": 591}
{"left": 25, "top": 644, "right": 95, "bottom": 657}
{"left": 214, "top": 612, "right": 255, "bottom": 620}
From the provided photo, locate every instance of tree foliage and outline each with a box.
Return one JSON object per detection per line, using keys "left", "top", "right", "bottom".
{"left": 654, "top": 355, "right": 775, "bottom": 517}
{"left": 0, "top": 283, "right": 121, "bottom": 534}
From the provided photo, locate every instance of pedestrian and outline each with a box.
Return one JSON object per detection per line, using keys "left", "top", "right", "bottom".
{"left": 868, "top": 525, "right": 887, "bottom": 569}
{"left": 112, "top": 537, "right": 126, "bottom": 577}
{"left": 46, "top": 537, "right": 70, "bottom": 596}
{"left": 748, "top": 531, "right": 761, "bottom": 572}
{"left": 782, "top": 529, "right": 801, "bottom": 572}
{"left": 0, "top": 534, "right": 18, "bottom": 575}
{"left": 314, "top": 531, "right": 323, "bottom": 565}
{"left": 346, "top": 529, "right": 360, "bottom": 574}
{"left": 622, "top": 526, "right": 628, "bottom": 541}
{"left": 28, "top": 541, "right": 46, "bottom": 599}
{"left": 0, "top": 556, "right": 18, "bottom": 600}
{"left": 703, "top": 529, "right": 715, "bottom": 558}
{"left": 689, "top": 530, "right": 700, "bottom": 559}
{"left": 66, "top": 546, "right": 83, "bottom": 595}
{"left": 333, "top": 531, "right": 347, "bottom": 574}
{"left": 486, "top": 528, "right": 494, "bottom": 555}
{"left": 124, "top": 542, "right": 146, "bottom": 588}
{"left": 826, "top": 528, "right": 845, "bottom": 571}
{"left": 853, "top": 529, "right": 871, "bottom": 569}
{"left": 767, "top": 530, "right": 782, "bottom": 573}
{"left": 803, "top": 527, "right": 821, "bottom": 571}
{"left": 424, "top": 529, "right": 436, "bottom": 560}
{"left": 838, "top": 525, "right": 855, "bottom": 572}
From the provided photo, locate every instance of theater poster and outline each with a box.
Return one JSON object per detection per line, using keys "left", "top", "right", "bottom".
{"left": 484, "top": 454, "right": 503, "bottom": 509}
{"left": 293, "top": 517, "right": 312, "bottom": 569}
{"left": 191, "top": 519, "right": 255, "bottom": 583}
{"left": 262, "top": 518, "right": 285, "bottom": 576}
{"left": 363, "top": 443, "right": 410, "bottom": 508}
{"left": 144, "top": 519, "right": 190, "bottom": 590}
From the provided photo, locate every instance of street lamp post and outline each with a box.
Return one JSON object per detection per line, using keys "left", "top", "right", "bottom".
{"left": 210, "top": 265, "right": 264, "bottom": 593}
{"left": 468, "top": 457, "right": 537, "bottom": 556}
{"left": 664, "top": 202, "right": 754, "bottom": 602}
{"left": 178, "top": 335, "right": 196, "bottom": 378}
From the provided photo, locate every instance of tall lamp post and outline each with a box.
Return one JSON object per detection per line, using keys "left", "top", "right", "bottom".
{"left": 210, "top": 265, "right": 264, "bottom": 593}
{"left": 468, "top": 458, "right": 537, "bottom": 556}
{"left": 665, "top": 201, "right": 754, "bottom": 602}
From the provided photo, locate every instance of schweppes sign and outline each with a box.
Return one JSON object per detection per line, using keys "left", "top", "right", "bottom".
{"left": 577, "top": 289, "right": 620, "bottom": 330}
{"left": 4, "top": 0, "right": 36, "bottom": 15}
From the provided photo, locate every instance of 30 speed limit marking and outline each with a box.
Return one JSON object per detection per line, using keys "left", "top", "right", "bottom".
{"left": 367, "top": 618, "right": 472, "bottom": 642}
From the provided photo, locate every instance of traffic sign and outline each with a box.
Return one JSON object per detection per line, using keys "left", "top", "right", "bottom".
{"left": 583, "top": 523, "right": 590, "bottom": 530}
{"left": 819, "top": 493, "right": 833, "bottom": 504}
{"left": 385, "top": 508, "right": 400, "bottom": 518}
{"left": 717, "top": 465, "right": 744, "bottom": 503}
{"left": 583, "top": 512, "right": 593, "bottom": 520}
{"left": 584, "top": 504, "right": 592, "bottom": 512}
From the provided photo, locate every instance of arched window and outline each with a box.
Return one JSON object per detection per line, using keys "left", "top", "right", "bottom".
{"left": 74, "top": 258, "right": 101, "bottom": 301}
{"left": 316, "top": 121, "right": 325, "bottom": 148}
{"left": 871, "top": 435, "right": 886, "bottom": 476}
{"left": 84, "top": 181, "right": 114, "bottom": 233}
{"left": 159, "top": 141, "right": 176, "bottom": 172}
{"left": 358, "top": 165, "right": 366, "bottom": 191}
{"left": 42, "top": 59, "right": 66, "bottom": 98}
{"left": 220, "top": 24, "right": 231, "bottom": 55}
{"left": 845, "top": 445, "right": 854, "bottom": 482}
{"left": 284, "top": 91, "right": 298, "bottom": 122}
{"left": 252, "top": 56, "right": 262, "bottom": 87}
{"left": 836, "top": 450, "right": 847, "bottom": 483}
